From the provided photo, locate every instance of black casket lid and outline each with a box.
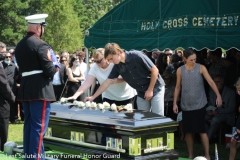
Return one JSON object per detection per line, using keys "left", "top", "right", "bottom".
{"left": 50, "top": 103, "right": 177, "bottom": 129}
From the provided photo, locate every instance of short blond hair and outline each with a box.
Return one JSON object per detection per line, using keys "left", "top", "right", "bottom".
{"left": 93, "top": 48, "right": 105, "bottom": 59}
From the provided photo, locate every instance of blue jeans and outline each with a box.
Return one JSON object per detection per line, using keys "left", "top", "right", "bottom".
{"left": 22, "top": 101, "right": 51, "bottom": 160}
{"left": 137, "top": 85, "right": 165, "bottom": 116}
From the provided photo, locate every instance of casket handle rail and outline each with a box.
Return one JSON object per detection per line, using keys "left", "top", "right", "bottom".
{"left": 50, "top": 112, "right": 56, "bottom": 115}
{"left": 143, "top": 145, "right": 168, "bottom": 153}
{"left": 44, "top": 136, "right": 126, "bottom": 153}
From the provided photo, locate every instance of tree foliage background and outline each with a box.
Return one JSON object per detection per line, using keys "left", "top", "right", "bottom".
{"left": 0, "top": 0, "right": 123, "bottom": 53}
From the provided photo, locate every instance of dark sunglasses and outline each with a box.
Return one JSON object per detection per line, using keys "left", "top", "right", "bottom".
{"left": 5, "top": 56, "right": 11, "bottom": 58}
{"left": 93, "top": 58, "right": 103, "bottom": 64}
{"left": 61, "top": 60, "right": 67, "bottom": 62}
{"left": 56, "top": 57, "right": 60, "bottom": 59}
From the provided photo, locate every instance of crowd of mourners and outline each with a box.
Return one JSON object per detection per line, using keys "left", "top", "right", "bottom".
{"left": 144, "top": 47, "right": 240, "bottom": 160}
{"left": 0, "top": 40, "right": 240, "bottom": 159}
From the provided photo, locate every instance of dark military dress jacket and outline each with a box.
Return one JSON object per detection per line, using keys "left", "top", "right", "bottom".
{"left": 15, "top": 32, "right": 56, "bottom": 101}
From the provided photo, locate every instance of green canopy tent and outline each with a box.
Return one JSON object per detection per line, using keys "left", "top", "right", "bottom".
{"left": 84, "top": 0, "right": 240, "bottom": 51}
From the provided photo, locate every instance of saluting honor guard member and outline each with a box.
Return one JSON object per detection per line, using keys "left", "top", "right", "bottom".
{"left": 15, "top": 14, "right": 57, "bottom": 160}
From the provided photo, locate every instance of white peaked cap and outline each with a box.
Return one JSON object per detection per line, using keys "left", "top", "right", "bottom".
{"left": 25, "top": 14, "right": 48, "bottom": 25}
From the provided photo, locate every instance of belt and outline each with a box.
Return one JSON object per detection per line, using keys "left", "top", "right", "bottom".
{"left": 22, "top": 70, "right": 43, "bottom": 77}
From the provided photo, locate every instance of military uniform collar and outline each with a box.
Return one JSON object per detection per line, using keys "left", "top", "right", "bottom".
{"left": 26, "top": 32, "right": 39, "bottom": 37}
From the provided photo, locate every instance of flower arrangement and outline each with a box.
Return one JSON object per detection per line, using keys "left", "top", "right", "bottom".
{"left": 59, "top": 98, "right": 133, "bottom": 112}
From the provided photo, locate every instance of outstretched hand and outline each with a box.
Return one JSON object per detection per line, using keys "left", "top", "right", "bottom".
{"left": 66, "top": 95, "right": 78, "bottom": 101}
{"left": 84, "top": 96, "right": 94, "bottom": 102}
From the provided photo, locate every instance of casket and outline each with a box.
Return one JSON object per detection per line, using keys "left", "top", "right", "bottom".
{"left": 44, "top": 102, "right": 179, "bottom": 160}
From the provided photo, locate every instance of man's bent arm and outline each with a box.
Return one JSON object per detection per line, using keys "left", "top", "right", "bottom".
{"left": 148, "top": 65, "right": 158, "bottom": 91}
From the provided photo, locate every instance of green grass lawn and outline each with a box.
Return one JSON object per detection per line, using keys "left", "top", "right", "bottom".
{"left": 7, "top": 122, "right": 239, "bottom": 159}
{"left": 8, "top": 122, "right": 24, "bottom": 146}
{"left": 174, "top": 136, "right": 237, "bottom": 159}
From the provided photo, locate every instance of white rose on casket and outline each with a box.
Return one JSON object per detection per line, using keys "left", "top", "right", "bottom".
{"left": 73, "top": 100, "right": 79, "bottom": 106}
{"left": 110, "top": 103, "right": 117, "bottom": 111}
{"left": 98, "top": 104, "right": 104, "bottom": 110}
{"left": 60, "top": 97, "right": 67, "bottom": 103}
{"left": 85, "top": 101, "right": 91, "bottom": 108}
{"left": 91, "top": 102, "right": 97, "bottom": 108}
{"left": 73, "top": 101, "right": 85, "bottom": 108}
{"left": 78, "top": 101, "right": 85, "bottom": 107}
{"left": 124, "top": 103, "right": 133, "bottom": 110}
{"left": 103, "top": 102, "right": 110, "bottom": 109}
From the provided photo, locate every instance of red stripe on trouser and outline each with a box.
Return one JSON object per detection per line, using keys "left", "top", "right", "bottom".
{"left": 37, "top": 101, "right": 46, "bottom": 160}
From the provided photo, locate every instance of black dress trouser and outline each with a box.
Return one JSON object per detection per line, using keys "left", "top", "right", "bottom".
{"left": 0, "top": 117, "right": 9, "bottom": 151}
{"left": 53, "top": 85, "right": 64, "bottom": 101}
{"left": 10, "top": 101, "right": 18, "bottom": 123}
